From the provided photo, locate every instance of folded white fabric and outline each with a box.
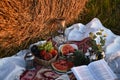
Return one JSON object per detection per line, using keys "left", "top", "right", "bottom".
{"left": 105, "top": 36, "right": 120, "bottom": 58}
{"left": 65, "top": 23, "right": 86, "bottom": 41}
{"left": 65, "top": 18, "right": 117, "bottom": 47}
{"left": 86, "top": 18, "right": 117, "bottom": 46}
{"left": 106, "top": 51, "right": 120, "bottom": 79}
{"left": 0, "top": 50, "right": 28, "bottom": 80}
{"left": 4, "top": 64, "right": 25, "bottom": 80}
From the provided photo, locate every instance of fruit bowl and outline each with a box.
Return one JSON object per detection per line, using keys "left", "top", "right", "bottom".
{"left": 29, "top": 40, "right": 58, "bottom": 66}
{"left": 34, "top": 54, "right": 58, "bottom": 66}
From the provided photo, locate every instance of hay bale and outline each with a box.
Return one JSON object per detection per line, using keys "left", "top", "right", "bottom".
{"left": 0, "top": 0, "right": 87, "bottom": 57}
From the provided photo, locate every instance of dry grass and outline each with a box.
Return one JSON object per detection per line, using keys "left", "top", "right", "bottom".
{"left": 0, "top": 0, "right": 87, "bottom": 57}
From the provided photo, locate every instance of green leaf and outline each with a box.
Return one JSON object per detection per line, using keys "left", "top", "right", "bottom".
{"left": 96, "top": 31, "right": 102, "bottom": 35}
{"left": 100, "top": 37, "right": 105, "bottom": 46}
{"left": 93, "top": 34, "right": 97, "bottom": 39}
{"left": 89, "top": 32, "right": 95, "bottom": 39}
{"left": 100, "top": 29, "right": 104, "bottom": 32}
{"left": 73, "top": 50, "right": 90, "bottom": 66}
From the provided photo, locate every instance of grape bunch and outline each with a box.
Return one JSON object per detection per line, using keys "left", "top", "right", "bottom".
{"left": 38, "top": 41, "right": 54, "bottom": 52}
{"left": 31, "top": 45, "right": 40, "bottom": 57}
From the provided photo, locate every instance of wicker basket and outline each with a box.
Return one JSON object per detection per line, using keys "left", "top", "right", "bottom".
{"left": 34, "top": 54, "right": 58, "bottom": 66}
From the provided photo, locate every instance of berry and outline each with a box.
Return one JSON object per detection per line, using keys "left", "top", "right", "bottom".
{"left": 31, "top": 45, "right": 40, "bottom": 56}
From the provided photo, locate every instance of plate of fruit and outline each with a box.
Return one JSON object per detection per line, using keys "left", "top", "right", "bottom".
{"left": 30, "top": 41, "right": 58, "bottom": 66}
{"left": 58, "top": 44, "right": 78, "bottom": 56}
{"left": 51, "top": 59, "right": 74, "bottom": 74}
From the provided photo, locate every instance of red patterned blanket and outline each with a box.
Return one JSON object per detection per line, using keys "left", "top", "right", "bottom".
{"left": 20, "top": 65, "right": 75, "bottom": 80}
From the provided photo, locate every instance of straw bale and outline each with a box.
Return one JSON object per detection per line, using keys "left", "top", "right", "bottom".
{"left": 0, "top": 0, "right": 87, "bottom": 57}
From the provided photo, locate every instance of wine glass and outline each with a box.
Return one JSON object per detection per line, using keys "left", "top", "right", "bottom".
{"left": 52, "top": 18, "right": 67, "bottom": 47}
{"left": 55, "top": 18, "right": 66, "bottom": 35}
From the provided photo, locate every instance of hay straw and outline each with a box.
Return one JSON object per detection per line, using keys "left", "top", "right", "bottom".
{"left": 0, "top": 0, "right": 87, "bottom": 57}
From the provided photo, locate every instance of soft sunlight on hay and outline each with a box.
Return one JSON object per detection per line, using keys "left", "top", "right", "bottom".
{"left": 0, "top": 0, "right": 87, "bottom": 57}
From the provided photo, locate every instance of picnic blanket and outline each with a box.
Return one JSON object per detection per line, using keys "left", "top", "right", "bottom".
{"left": 0, "top": 18, "right": 120, "bottom": 80}
{"left": 20, "top": 65, "right": 74, "bottom": 80}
